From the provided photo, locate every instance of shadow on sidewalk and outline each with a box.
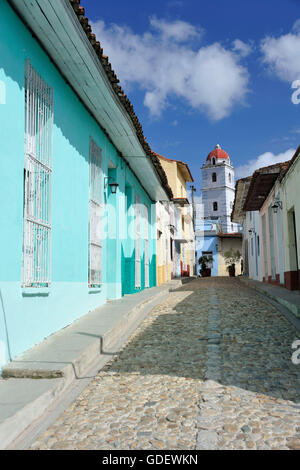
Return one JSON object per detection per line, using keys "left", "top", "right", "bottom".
{"left": 103, "top": 277, "right": 300, "bottom": 403}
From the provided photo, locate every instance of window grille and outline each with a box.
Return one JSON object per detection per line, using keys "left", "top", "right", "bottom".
{"left": 135, "top": 194, "right": 141, "bottom": 289}
{"left": 89, "top": 138, "right": 103, "bottom": 287}
{"left": 212, "top": 172, "right": 217, "bottom": 182}
{"left": 213, "top": 201, "right": 218, "bottom": 211}
{"left": 22, "top": 61, "right": 53, "bottom": 287}
{"left": 144, "top": 205, "right": 149, "bottom": 288}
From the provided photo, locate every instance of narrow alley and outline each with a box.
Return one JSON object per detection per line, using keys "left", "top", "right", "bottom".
{"left": 30, "top": 278, "right": 300, "bottom": 451}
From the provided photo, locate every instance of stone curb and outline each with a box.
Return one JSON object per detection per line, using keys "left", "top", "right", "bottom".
{"left": 239, "top": 277, "right": 300, "bottom": 322}
{"left": 0, "top": 278, "right": 190, "bottom": 450}
{"left": 2, "top": 281, "right": 181, "bottom": 381}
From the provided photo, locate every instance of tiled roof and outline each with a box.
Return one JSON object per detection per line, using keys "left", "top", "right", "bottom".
{"left": 243, "top": 161, "right": 289, "bottom": 212}
{"left": 231, "top": 176, "right": 252, "bottom": 223}
{"left": 280, "top": 146, "right": 300, "bottom": 182}
{"left": 207, "top": 148, "right": 229, "bottom": 161}
{"left": 69, "top": 0, "right": 173, "bottom": 199}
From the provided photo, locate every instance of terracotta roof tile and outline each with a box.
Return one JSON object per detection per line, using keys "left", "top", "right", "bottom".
{"left": 243, "top": 161, "right": 289, "bottom": 212}
{"left": 279, "top": 146, "right": 300, "bottom": 182}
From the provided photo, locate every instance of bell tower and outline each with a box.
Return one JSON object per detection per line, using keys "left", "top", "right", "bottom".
{"left": 201, "top": 144, "right": 238, "bottom": 233}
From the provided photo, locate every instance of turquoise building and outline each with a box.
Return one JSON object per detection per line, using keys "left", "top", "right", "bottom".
{"left": 0, "top": 1, "right": 172, "bottom": 369}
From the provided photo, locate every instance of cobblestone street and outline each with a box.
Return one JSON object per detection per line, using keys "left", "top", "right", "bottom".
{"left": 31, "top": 278, "right": 300, "bottom": 450}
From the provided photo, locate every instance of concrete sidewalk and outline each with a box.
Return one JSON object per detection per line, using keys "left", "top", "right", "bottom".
{"left": 240, "top": 277, "right": 300, "bottom": 326}
{"left": 0, "top": 279, "right": 194, "bottom": 450}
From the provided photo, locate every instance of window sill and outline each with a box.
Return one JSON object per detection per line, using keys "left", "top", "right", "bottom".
{"left": 88, "top": 285, "right": 102, "bottom": 294}
{"left": 22, "top": 287, "right": 50, "bottom": 297}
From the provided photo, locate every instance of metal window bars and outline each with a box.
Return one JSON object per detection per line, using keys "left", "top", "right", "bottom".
{"left": 22, "top": 61, "right": 53, "bottom": 287}
{"left": 88, "top": 138, "right": 103, "bottom": 288}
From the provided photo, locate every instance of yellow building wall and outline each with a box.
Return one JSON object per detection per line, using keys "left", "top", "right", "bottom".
{"left": 159, "top": 159, "right": 178, "bottom": 197}
{"left": 218, "top": 238, "right": 243, "bottom": 276}
{"left": 158, "top": 155, "right": 195, "bottom": 278}
{"left": 156, "top": 201, "right": 173, "bottom": 286}
{"left": 159, "top": 159, "right": 188, "bottom": 200}
{"left": 176, "top": 166, "right": 188, "bottom": 199}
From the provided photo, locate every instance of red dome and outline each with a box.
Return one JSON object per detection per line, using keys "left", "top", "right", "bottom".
{"left": 207, "top": 145, "right": 229, "bottom": 162}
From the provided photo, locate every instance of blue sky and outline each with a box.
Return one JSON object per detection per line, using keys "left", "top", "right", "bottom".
{"left": 81, "top": 0, "right": 300, "bottom": 195}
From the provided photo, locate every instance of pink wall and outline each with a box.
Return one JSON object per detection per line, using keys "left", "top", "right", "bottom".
{"left": 260, "top": 182, "right": 280, "bottom": 282}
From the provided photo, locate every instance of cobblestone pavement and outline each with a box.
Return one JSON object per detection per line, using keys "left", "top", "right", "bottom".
{"left": 31, "top": 278, "right": 300, "bottom": 450}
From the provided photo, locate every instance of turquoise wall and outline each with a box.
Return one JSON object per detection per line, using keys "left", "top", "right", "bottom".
{"left": 0, "top": 3, "right": 156, "bottom": 369}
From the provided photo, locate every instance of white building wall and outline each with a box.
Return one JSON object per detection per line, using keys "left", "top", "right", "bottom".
{"left": 202, "top": 161, "right": 239, "bottom": 233}
{"left": 274, "top": 187, "right": 285, "bottom": 285}
{"left": 245, "top": 211, "right": 263, "bottom": 281}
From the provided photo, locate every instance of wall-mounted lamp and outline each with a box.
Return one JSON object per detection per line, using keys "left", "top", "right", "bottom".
{"left": 271, "top": 200, "right": 282, "bottom": 214}
{"left": 109, "top": 181, "right": 119, "bottom": 194}
{"left": 105, "top": 176, "right": 119, "bottom": 194}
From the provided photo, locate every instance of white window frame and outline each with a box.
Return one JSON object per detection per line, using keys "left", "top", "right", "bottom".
{"left": 22, "top": 61, "right": 53, "bottom": 288}
{"left": 88, "top": 138, "right": 103, "bottom": 288}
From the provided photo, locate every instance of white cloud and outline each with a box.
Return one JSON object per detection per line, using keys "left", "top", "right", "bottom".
{"left": 91, "top": 18, "right": 249, "bottom": 119}
{"left": 235, "top": 148, "right": 295, "bottom": 179}
{"left": 292, "top": 19, "right": 300, "bottom": 34}
{"left": 149, "top": 16, "right": 203, "bottom": 42}
{"left": 232, "top": 39, "right": 253, "bottom": 57}
{"left": 261, "top": 24, "right": 300, "bottom": 82}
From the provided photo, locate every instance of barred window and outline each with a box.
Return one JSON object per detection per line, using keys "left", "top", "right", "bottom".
{"left": 135, "top": 194, "right": 141, "bottom": 289}
{"left": 22, "top": 61, "right": 53, "bottom": 287}
{"left": 89, "top": 138, "right": 103, "bottom": 288}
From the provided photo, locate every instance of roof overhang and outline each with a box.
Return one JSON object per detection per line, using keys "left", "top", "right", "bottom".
{"left": 231, "top": 177, "right": 252, "bottom": 223}
{"left": 196, "top": 230, "right": 217, "bottom": 237}
{"left": 177, "top": 162, "right": 194, "bottom": 183}
{"left": 280, "top": 146, "right": 300, "bottom": 183}
{"left": 174, "top": 238, "right": 188, "bottom": 244}
{"left": 243, "top": 163, "right": 289, "bottom": 212}
{"left": 217, "top": 233, "right": 243, "bottom": 239}
{"left": 155, "top": 153, "right": 194, "bottom": 183}
{"left": 173, "top": 198, "right": 190, "bottom": 206}
{"left": 9, "top": 0, "right": 169, "bottom": 201}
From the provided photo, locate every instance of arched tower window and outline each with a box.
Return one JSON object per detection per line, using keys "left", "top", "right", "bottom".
{"left": 212, "top": 158, "right": 216, "bottom": 165}
{"left": 213, "top": 201, "right": 218, "bottom": 211}
{"left": 229, "top": 173, "right": 232, "bottom": 183}
{"left": 212, "top": 172, "right": 217, "bottom": 182}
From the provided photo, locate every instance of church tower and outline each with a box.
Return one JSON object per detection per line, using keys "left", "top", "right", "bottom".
{"left": 201, "top": 144, "right": 238, "bottom": 233}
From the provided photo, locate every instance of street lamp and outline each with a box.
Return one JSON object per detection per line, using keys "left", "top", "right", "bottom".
{"left": 271, "top": 200, "right": 282, "bottom": 214}
{"left": 109, "top": 181, "right": 119, "bottom": 194}
{"left": 105, "top": 176, "right": 119, "bottom": 194}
